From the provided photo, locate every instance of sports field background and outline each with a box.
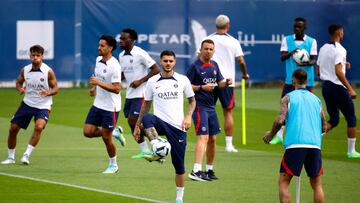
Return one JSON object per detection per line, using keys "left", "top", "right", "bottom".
{"left": 0, "top": 87, "right": 359, "bottom": 202}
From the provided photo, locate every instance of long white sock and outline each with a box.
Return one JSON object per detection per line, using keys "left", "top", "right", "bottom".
{"left": 193, "top": 163, "right": 202, "bottom": 173}
{"left": 139, "top": 141, "right": 151, "bottom": 153}
{"left": 176, "top": 187, "right": 184, "bottom": 201}
{"left": 225, "top": 136, "right": 233, "bottom": 148}
{"left": 348, "top": 138, "right": 356, "bottom": 153}
{"left": 8, "top": 148, "right": 15, "bottom": 159}
{"left": 24, "top": 145, "right": 34, "bottom": 156}
{"left": 109, "top": 156, "right": 117, "bottom": 166}
{"left": 276, "top": 126, "right": 285, "bottom": 140}
{"left": 206, "top": 164, "right": 213, "bottom": 172}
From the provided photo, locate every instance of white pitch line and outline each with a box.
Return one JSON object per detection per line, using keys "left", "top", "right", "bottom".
{"left": 0, "top": 172, "right": 168, "bottom": 203}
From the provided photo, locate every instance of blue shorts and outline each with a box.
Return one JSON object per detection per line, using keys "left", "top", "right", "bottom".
{"left": 280, "top": 148, "right": 323, "bottom": 177}
{"left": 214, "top": 87, "right": 235, "bottom": 109}
{"left": 192, "top": 106, "right": 221, "bottom": 135}
{"left": 85, "top": 105, "right": 119, "bottom": 130}
{"left": 281, "top": 84, "right": 313, "bottom": 98}
{"left": 123, "top": 98, "right": 143, "bottom": 118}
{"left": 11, "top": 101, "right": 50, "bottom": 129}
{"left": 322, "top": 81, "right": 356, "bottom": 128}
{"left": 142, "top": 113, "right": 186, "bottom": 175}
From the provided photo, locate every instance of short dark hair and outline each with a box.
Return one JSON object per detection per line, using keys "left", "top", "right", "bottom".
{"left": 292, "top": 69, "right": 307, "bottom": 85}
{"left": 100, "top": 35, "right": 117, "bottom": 52}
{"left": 122, "top": 28, "right": 138, "bottom": 41}
{"left": 160, "top": 50, "right": 176, "bottom": 59}
{"left": 201, "top": 39, "right": 214, "bottom": 48}
{"left": 328, "top": 24, "right": 343, "bottom": 36}
{"left": 30, "top": 45, "right": 44, "bottom": 55}
{"left": 294, "top": 17, "right": 307, "bottom": 24}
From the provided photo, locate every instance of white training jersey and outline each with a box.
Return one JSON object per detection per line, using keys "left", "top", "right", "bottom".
{"left": 317, "top": 42, "right": 347, "bottom": 87}
{"left": 23, "top": 63, "right": 52, "bottom": 110}
{"left": 93, "top": 56, "right": 122, "bottom": 112}
{"left": 145, "top": 72, "right": 195, "bottom": 131}
{"left": 203, "top": 33, "right": 243, "bottom": 87}
{"left": 280, "top": 34, "right": 318, "bottom": 55}
{"left": 119, "top": 46, "right": 156, "bottom": 99}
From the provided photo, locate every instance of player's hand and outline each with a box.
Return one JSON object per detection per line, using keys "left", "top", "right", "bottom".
{"left": 242, "top": 74, "right": 250, "bottom": 80}
{"left": 290, "top": 49, "right": 299, "bottom": 56}
{"left": 262, "top": 131, "right": 273, "bottom": 144}
{"left": 88, "top": 87, "right": 96, "bottom": 96}
{"left": 182, "top": 115, "right": 192, "bottom": 131}
{"left": 89, "top": 76, "right": 99, "bottom": 86}
{"left": 348, "top": 89, "right": 357, "bottom": 99}
{"left": 18, "top": 87, "right": 26, "bottom": 95}
{"left": 346, "top": 62, "right": 351, "bottom": 70}
{"left": 130, "top": 80, "right": 142, "bottom": 88}
{"left": 202, "top": 83, "right": 216, "bottom": 92}
{"left": 39, "top": 87, "right": 49, "bottom": 97}
{"left": 133, "top": 124, "right": 141, "bottom": 142}
{"left": 226, "top": 78, "right": 233, "bottom": 86}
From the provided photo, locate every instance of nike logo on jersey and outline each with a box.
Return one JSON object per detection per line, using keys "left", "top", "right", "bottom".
{"left": 201, "top": 72, "right": 206, "bottom": 75}
{"left": 155, "top": 86, "right": 161, "bottom": 89}
{"left": 133, "top": 111, "right": 140, "bottom": 115}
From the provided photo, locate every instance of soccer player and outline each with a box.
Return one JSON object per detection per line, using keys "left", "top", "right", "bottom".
{"left": 204, "top": 14, "right": 249, "bottom": 152}
{"left": 133, "top": 50, "right": 196, "bottom": 203}
{"left": 119, "top": 28, "right": 160, "bottom": 158}
{"left": 83, "top": 35, "right": 122, "bottom": 173}
{"left": 263, "top": 69, "right": 327, "bottom": 203}
{"left": 187, "top": 39, "right": 232, "bottom": 181}
{"left": 270, "top": 17, "right": 318, "bottom": 145}
{"left": 1, "top": 45, "right": 59, "bottom": 165}
{"left": 317, "top": 24, "right": 359, "bottom": 158}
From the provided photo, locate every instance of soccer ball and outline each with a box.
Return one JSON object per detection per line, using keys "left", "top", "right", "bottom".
{"left": 292, "top": 49, "right": 310, "bottom": 64}
{"left": 152, "top": 138, "right": 171, "bottom": 158}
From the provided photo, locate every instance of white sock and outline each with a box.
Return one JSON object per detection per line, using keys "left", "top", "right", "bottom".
{"left": 139, "top": 141, "right": 151, "bottom": 153}
{"left": 276, "top": 126, "right": 285, "bottom": 140}
{"left": 225, "top": 136, "right": 233, "bottom": 148}
{"left": 193, "top": 163, "right": 202, "bottom": 173}
{"left": 206, "top": 164, "right": 213, "bottom": 172}
{"left": 176, "top": 187, "right": 184, "bottom": 201}
{"left": 8, "top": 148, "right": 15, "bottom": 159}
{"left": 24, "top": 145, "right": 35, "bottom": 156}
{"left": 109, "top": 156, "right": 117, "bottom": 166}
{"left": 348, "top": 138, "right": 356, "bottom": 153}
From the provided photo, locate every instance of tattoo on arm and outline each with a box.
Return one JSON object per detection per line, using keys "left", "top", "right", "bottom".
{"left": 320, "top": 109, "right": 327, "bottom": 133}
{"left": 186, "top": 96, "right": 196, "bottom": 117}
{"left": 270, "top": 96, "right": 289, "bottom": 135}
{"left": 136, "top": 100, "right": 152, "bottom": 126}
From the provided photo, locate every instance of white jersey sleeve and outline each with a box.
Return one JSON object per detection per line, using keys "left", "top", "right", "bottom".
{"left": 280, "top": 37, "right": 288, "bottom": 52}
{"left": 310, "top": 39, "right": 317, "bottom": 55}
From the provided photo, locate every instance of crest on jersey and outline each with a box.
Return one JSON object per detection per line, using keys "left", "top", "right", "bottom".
{"left": 202, "top": 126, "right": 206, "bottom": 132}
{"left": 40, "top": 78, "right": 44, "bottom": 82}
{"left": 103, "top": 69, "right": 107, "bottom": 73}
{"left": 174, "top": 84, "right": 178, "bottom": 88}
{"left": 214, "top": 70, "right": 217, "bottom": 75}
{"left": 130, "top": 59, "right": 133, "bottom": 63}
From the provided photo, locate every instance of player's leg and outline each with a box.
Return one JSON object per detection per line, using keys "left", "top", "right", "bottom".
{"left": 2, "top": 102, "right": 33, "bottom": 164}
{"left": 83, "top": 106, "right": 103, "bottom": 138}
{"left": 101, "top": 111, "right": 119, "bottom": 173}
{"left": 310, "top": 176, "right": 324, "bottom": 203}
{"left": 279, "top": 173, "right": 292, "bottom": 203}
{"left": 205, "top": 109, "right": 221, "bottom": 180}
{"left": 321, "top": 81, "right": 340, "bottom": 130}
{"left": 304, "top": 148, "right": 324, "bottom": 203}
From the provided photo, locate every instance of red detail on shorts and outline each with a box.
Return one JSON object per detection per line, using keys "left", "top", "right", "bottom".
{"left": 195, "top": 107, "right": 201, "bottom": 134}
{"left": 201, "top": 63, "right": 214, "bottom": 68}
{"left": 281, "top": 156, "right": 295, "bottom": 176}
{"left": 113, "top": 108, "right": 117, "bottom": 127}
{"left": 141, "top": 95, "right": 145, "bottom": 105}
{"left": 227, "top": 93, "right": 235, "bottom": 109}
{"left": 317, "top": 167, "right": 323, "bottom": 176}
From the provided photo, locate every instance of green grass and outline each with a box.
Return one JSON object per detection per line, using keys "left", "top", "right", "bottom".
{"left": 0, "top": 88, "right": 359, "bottom": 202}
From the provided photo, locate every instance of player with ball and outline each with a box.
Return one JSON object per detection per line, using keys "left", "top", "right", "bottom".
{"left": 134, "top": 50, "right": 196, "bottom": 203}
{"left": 270, "top": 17, "right": 318, "bottom": 145}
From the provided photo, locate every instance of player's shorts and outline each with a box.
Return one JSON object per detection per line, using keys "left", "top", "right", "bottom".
{"left": 280, "top": 148, "right": 323, "bottom": 177}
{"left": 192, "top": 106, "right": 221, "bottom": 136}
{"left": 11, "top": 101, "right": 50, "bottom": 130}
{"left": 85, "top": 105, "right": 119, "bottom": 130}
{"left": 322, "top": 80, "right": 356, "bottom": 128}
{"left": 281, "top": 84, "right": 313, "bottom": 98}
{"left": 214, "top": 86, "right": 235, "bottom": 109}
{"left": 142, "top": 113, "right": 186, "bottom": 175}
{"left": 123, "top": 98, "right": 143, "bottom": 118}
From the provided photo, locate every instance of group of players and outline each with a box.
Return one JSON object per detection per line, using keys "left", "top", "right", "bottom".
{"left": 1, "top": 14, "right": 358, "bottom": 203}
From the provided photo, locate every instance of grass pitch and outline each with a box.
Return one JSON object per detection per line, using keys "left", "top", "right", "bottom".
{"left": 0, "top": 88, "right": 359, "bottom": 202}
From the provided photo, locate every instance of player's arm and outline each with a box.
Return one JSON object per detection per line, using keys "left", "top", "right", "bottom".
{"left": 335, "top": 63, "right": 357, "bottom": 99}
{"left": 297, "top": 54, "right": 317, "bottom": 67}
{"left": 134, "top": 100, "right": 152, "bottom": 141}
{"left": 15, "top": 68, "right": 26, "bottom": 94}
{"left": 40, "top": 69, "right": 59, "bottom": 97}
{"left": 218, "top": 78, "right": 232, "bottom": 89}
{"left": 320, "top": 108, "right": 329, "bottom": 133}
{"left": 90, "top": 75, "right": 121, "bottom": 94}
{"left": 182, "top": 96, "right": 196, "bottom": 131}
{"left": 263, "top": 96, "right": 289, "bottom": 144}
{"left": 236, "top": 56, "right": 250, "bottom": 80}
{"left": 281, "top": 50, "right": 299, "bottom": 62}
{"left": 130, "top": 64, "right": 160, "bottom": 88}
